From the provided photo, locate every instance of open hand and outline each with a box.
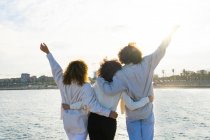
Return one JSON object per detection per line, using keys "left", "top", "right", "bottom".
{"left": 40, "top": 43, "right": 50, "bottom": 54}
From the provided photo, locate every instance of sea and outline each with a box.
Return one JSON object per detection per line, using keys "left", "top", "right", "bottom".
{"left": 0, "top": 88, "right": 210, "bottom": 140}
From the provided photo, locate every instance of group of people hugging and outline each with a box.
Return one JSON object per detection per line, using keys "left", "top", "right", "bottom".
{"left": 40, "top": 26, "right": 178, "bottom": 140}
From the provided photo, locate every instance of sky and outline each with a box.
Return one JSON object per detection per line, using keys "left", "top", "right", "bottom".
{"left": 0, "top": 0, "right": 210, "bottom": 78}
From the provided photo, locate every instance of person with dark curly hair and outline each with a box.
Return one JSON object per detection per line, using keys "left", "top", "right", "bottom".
{"left": 40, "top": 43, "right": 118, "bottom": 140}
{"left": 96, "top": 27, "right": 179, "bottom": 140}
{"left": 87, "top": 60, "right": 154, "bottom": 140}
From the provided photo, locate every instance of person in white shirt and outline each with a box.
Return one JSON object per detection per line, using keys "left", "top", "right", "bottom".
{"left": 96, "top": 26, "right": 179, "bottom": 140}
{"left": 40, "top": 43, "right": 118, "bottom": 140}
{"left": 64, "top": 59, "right": 154, "bottom": 140}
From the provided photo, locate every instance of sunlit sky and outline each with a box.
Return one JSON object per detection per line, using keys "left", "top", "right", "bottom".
{"left": 0, "top": 0, "right": 210, "bottom": 78}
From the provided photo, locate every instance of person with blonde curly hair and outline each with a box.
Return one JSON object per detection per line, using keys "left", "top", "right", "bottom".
{"left": 40, "top": 43, "right": 118, "bottom": 140}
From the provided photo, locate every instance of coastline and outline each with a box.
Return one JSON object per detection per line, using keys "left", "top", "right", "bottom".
{"left": 154, "top": 85, "right": 210, "bottom": 89}
{"left": 0, "top": 86, "right": 58, "bottom": 90}
{"left": 1, "top": 85, "right": 210, "bottom": 90}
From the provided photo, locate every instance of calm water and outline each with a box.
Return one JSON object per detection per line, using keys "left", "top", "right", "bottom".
{"left": 0, "top": 89, "right": 210, "bottom": 140}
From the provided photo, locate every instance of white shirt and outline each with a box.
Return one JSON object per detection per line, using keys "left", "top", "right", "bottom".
{"left": 70, "top": 81, "right": 150, "bottom": 113}
{"left": 46, "top": 53, "right": 111, "bottom": 133}
{"left": 93, "top": 81, "right": 150, "bottom": 112}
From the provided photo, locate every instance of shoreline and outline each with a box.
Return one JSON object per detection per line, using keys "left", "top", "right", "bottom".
{"left": 0, "top": 86, "right": 58, "bottom": 91}
{"left": 154, "top": 85, "right": 210, "bottom": 89}
{"left": 1, "top": 86, "right": 210, "bottom": 90}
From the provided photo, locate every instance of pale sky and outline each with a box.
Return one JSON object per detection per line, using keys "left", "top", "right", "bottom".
{"left": 0, "top": 0, "right": 210, "bottom": 78}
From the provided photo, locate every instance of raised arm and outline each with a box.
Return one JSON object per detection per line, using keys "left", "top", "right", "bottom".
{"left": 81, "top": 84, "right": 118, "bottom": 119}
{"left": 40, "top": 43, "right": 64, "bottom": 88}
{"left": 121, "top": 92, "right": 153, "bottom": 110}
{"left": 159, "top": 26, "right": 179, "bottom": 50}
{"left": 96, "top": 72, "right": 126, "bottom": 96}
{"left": 148, "top": 26, "right": 179, "bottom": 70}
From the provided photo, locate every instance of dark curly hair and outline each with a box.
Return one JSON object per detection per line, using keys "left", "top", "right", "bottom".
{"left": 98, "top": 59, "right": 122, "bottom": 82}
{"left": 118, "top": 43, "right": 142, "bottom": 64}
{"left": 63, "top": 60, "right": 88, "bottom": 86}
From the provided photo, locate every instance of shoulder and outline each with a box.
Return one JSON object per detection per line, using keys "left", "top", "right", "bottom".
{"left": 142, "top": 55, "right": 151, "bottom": 62}
{"left": 115, "top": 69, "right": 124, "bottom": 77}
{"left": 82, "top": 83, "right": 93, "bottom": 91}
{"left": 137, "top": 55, "right": 152, "bottom": 66}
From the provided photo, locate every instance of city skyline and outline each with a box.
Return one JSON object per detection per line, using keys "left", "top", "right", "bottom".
{"left": 0, "top": 0, "right": 210, "bottom": 78}
{"left": 1, "top": 68, "right": 209, "bottom": 80}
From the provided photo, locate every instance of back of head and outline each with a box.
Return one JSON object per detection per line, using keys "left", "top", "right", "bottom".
{"left": 98, "top": 60, "right": 122, "bottom": 82}
{"left": 118, "top": 42, "right": 142, "bottom": 65}
{"left": 63, "top": 60, "right": 88, "bottom": 86}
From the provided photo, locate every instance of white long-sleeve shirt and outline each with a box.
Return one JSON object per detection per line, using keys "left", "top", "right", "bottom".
{"left": 46, "top": 53, "right": 111, "bottom": 133}
{"left": 93, "top": 81, "right": 150, "bottom": 111}
{"left": 70, "top": 80, "right": 150, "bottom": 113}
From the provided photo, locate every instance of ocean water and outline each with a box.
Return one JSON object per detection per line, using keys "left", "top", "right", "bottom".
{"left": 0, "top": 89, "right": 210, "bottom": 140}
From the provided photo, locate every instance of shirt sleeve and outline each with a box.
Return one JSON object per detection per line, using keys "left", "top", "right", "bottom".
{"left": 145, "top": 45, "right": 166, "bottom": 71}
{"left": 121, "top": 91, "right": 149, "bottom": 110}
{"left": 145, "top": 35, "right": 172, "bottom": 71}
{"left": 81, "top": 84, "right": 111, "bottom": 117}
{"left": 96, "top": 72, "right": 126, "bottom": 96}
{"left": 46, "top": 53, "right": 64, "bottom": 89}
{"left": 70, "top": 101, "right": 83, "bottom": 110}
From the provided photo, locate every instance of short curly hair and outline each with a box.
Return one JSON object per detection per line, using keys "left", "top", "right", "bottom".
{"left": 98, "top": 60, "right": 122, "bottom": 82}
{"left": 63, "top": 60, "right": 88, "bottom": 86}
{"left": 118, "top": 43, "right": 142, "bottom": 64}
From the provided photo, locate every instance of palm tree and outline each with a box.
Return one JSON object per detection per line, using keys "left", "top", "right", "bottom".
{"left": 172, "top": 69, "right": 175, "bottom": 76}
{"left": 162, "top": 70, "right": 165, "bottom": 78}
{"left": 172, "top": 69, "right": 175, "bottom": 81}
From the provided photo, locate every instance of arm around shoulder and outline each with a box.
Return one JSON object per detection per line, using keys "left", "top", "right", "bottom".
{"left": 96, "top": 73, "right": 126, "bottom": 96}
{"left": 81, "top": 84, "right": 112, "bottom": 118}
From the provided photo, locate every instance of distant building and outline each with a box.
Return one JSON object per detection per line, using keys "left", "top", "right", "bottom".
{"left": 30, "top": 76, "right": 37, "bottom": 83}
{"left": 21, "top": 73, "right": 30, "bottom": 83}
{"left": 197, "top": 70, "right": 208, "bottom": 75}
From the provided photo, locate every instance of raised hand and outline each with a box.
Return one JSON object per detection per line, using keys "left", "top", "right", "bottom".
{"left": 169, "top": 25, "right": 180, "bottom": 37}
{"left": 40, "top": 43, "right": 50, "bottom": 54}
{"left": 160, "top": 25, "right": 180, "bottom": 48}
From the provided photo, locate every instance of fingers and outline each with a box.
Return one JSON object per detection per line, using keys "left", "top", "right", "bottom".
{"left": 43, "top": 43, "right": 47, "bottom": 47}
{"left": 40, "top": 43, "right": 47, "bottom": 47}
{"left": 109, "top": 111, "right": 118, "bottom": 119}
{"left": 62, "top": 103, "right": 70, "bottom": 110}
{"left": 40, "top": 43, "right": 44, "bottom": 50}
